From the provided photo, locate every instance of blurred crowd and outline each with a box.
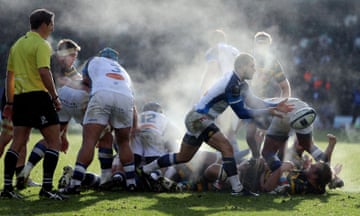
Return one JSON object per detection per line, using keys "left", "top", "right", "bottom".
{"left": 288, "top": 11, "right": 360, "bottom": 129}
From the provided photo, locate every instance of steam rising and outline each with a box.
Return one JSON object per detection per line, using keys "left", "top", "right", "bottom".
{"left": 0, "top": 0, "right": 306, "bottom": 124}
{"left": 2, "top": 0, "right": 358, "bottom": 192}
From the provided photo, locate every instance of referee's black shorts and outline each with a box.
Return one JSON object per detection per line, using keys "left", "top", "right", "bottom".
{"left": 13, "top": 91, "right": 59, "bottom": 129}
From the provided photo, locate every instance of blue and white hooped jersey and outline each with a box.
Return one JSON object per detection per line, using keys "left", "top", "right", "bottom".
{"left": 82, "top": 56, "right": 133, "bottom": 97}
{"left": 194, "top": 72, "right": 255, "bottom": 120}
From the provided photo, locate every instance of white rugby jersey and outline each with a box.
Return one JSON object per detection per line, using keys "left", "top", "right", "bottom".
{"left": 205, "top": 43, "right": 240, "bottom": 74}
{"left": 83, "top": 56, "right": 133, "bottom": 97}
{"left": 138, "top": 110, "right": 168, "bottom": 135}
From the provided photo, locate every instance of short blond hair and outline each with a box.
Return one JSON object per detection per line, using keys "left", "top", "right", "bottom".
{"left": 234, "top": 53, "right": 255, "bottom": 71}
{"left": 56, "top": 39, "right": 81, "bottom": 56}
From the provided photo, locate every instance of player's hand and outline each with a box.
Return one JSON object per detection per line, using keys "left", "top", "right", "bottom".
{"left": 275, "top": 98, "right": 294, "bottom": 113}
{"left": 327, "top": 133, "right": 337, "bottom": 146}
{"left": 60, "top": 135, "right": 69, "bottom": 153}
{"left": 333, "top": 163, "right": 343, "bottom": 176}
{"left": 3, "top": 104, "right": 13, "bottom": 120}
{"left": 53, "top": 97, "right": 62, "bottom": 111}
{"left": 302, "top": 155, "right": 312, "bottom": 169}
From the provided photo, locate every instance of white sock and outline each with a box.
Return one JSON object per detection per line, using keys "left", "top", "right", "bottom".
{"left": 21, "top": 163, "right": 34, "bottom": 178}
{"left": 143, "top": 160, "right": 160, "bottom": 174}
{"left": 228, "top": 175, "right": 243, "bottom": 192}
{"left": 100, "top": 169, "right": 112, "bottom": 184}
{"left": 164, "top": 166, "right": 177, "bottom": 179}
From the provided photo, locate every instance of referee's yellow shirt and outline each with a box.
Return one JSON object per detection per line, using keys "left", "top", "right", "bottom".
{"left": 7, "top": 31, "right": 52, "bottom": 94}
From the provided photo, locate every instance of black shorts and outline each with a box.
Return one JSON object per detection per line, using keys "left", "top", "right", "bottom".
{"left": 13, "top": 91, "right": 59, "bottom": 129}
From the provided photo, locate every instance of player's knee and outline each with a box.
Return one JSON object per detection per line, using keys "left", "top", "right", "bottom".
{"left": 264, "top": 153, "right": 282, "bottom": 172}
{"left": 219, "top": 143, "right": 234, "bottom": 157}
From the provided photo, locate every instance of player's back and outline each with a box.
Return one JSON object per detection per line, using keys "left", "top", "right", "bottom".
{"left": 139, "top": 111, "right": 168, "bottom": 135}
{"left": 86, "top": 56, "right": 132, "bottom": 96}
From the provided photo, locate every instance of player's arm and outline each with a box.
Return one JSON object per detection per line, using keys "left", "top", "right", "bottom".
{"left": 129, "top": 105, "right": 139, "bottom": 141}
{"left": 81, "top": 59, "right": 92, "bottom": 90}
{"left": 273, "top": 61, "right": 291, "bottom": 97}
{"left": 199, "top": 61, "right": 221, "bottom": 96}
{"left": 4, "top": 51, "right": 15, "bottom": 119}
{"left": 39, "top": 67, "right": 61, "bottom": 111}
{"left": 5, "top": 47, "right": 15, "bottom": 106}
{"left": 278, "top": 79, "right": 291, "bottom": 98}
{"left": 261, "top": 161, "right": 294, "bottom": 192}
{"left": 228, "top": 84, "right": 293, "bottom": 119}
{"left": 39, "top": 67, "right": 58, "bottom": 98}
{"left": 5, "top": 70, "right": 14, "bottom": 104}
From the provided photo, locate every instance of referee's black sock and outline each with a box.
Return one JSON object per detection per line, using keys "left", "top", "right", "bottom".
{"left": 4, "top": 150, "right": 19, "bottom": 191}
{"left": 42, "top": 149, "right": 59, "bottom": 191}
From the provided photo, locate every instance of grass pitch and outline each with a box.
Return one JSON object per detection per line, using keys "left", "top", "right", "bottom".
{"left": 0, "top": 129, "right": 359, "bottom": 216}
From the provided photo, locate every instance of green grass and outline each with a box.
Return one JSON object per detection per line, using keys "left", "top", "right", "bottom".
{"left": 0, "top": 128, "right": 359, "bottom": 216}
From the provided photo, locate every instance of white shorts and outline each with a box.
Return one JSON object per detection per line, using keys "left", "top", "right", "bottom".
{"left": 57, "top": 86, "right": 89, "bottom": 124}
{"left": 267, "top": 98, "right": 313, "bottom": 136}
{"left": 131, "top": 129, "right": 167, "bottom": 157}
{"left": 185, "top": 110, "right": 215, "bottom": 138}
{"left": 83, "top": 90, "right": 133, "bottom": 128}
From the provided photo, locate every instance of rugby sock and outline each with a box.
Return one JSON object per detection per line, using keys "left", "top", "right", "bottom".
{"left": 143, "top": 153, "right": 175, "bottom": 174}
{"left": 4, "top": 150, "right": 19, "bottom": 190}
{"left": 222, "top": 157, "right": 242, "bottom": 192}
{"left": 26, "top": 142, "right": 47, "bottom": 173}
{"left": 123, "top": 162, "right": 136, "bottom": 186}
{"left": 222, "top": 157, "right": 237, "bottom": 176}
{"left": 42, "top": 149, "right": 59, "bottom": 191}
{"left": 158, "top": 153, "right": 176, "bottom": 167}
{"left": 71, "top": 162, "right": 87, "bottom": 187}
{"left": 98, "top": 147, "right": 113, "bottom": 183}
{"left": 164, "top": 166, "right": 177, "bottom": 179}
{"left": 264, "top": 153, "right": 282, "bottom": 172}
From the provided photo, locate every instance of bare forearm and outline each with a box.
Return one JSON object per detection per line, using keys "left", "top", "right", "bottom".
{"left": 6, "top": 71, "right": 14, "bottom": 103}
{"left": 39, "top": 68, "right": 58, "bottom": 98}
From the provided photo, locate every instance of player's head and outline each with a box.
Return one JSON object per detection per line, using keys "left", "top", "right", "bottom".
{"left": 56, "top": 39, "right": 80, "bottom": 68}
{"left": 307, "top": 162, "right": 332, "bottom": 194}
{"left": 253, "top": 31, "right": 272, "bottom": 56}
{"left": 254, "top": 31, "right": 272, "bottom": 45}
{"left": 142, "top": 102, "right": 163, "bottom": 113}
{"left": 209, "top": 29, "right": 227, "bottom": 45}
{"left": 30, "top": 8, "right": 55, "bottom": 30}
{"left": 234, "top": 53, "right": 256, "bottom": 80}
{"left": 98, "top": 47, "right": 119, "bottom": 62}
{"left": 57, "top": 39, "right": 81, "bottom": 57}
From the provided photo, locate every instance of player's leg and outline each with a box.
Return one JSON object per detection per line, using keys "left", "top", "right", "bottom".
{"left": 114, "top": 126, "right": 137, "bottom": 189}
{"left": 73, "top": 123, "right": 105, "bottom": 187}
{"left": 1, "top": 126, "right": 31, "bottom": 199}
{"left": 246, "top": 121, "right": 262, "bottom": 158}
{"left": 97, "top": 130, "right": 114, "bottom": 188}
{"left": 206, "top": 130, "right": 245, "bottom": 194}
{"left": 39, "top": 123, "right": 65, "bottom": 199}
{"left": 142, "top": 134, "right": 201, "bottom": 174}
{"left": 0, "top": 118, "right": 13, "bottom": 157}
{"left": 262, "top": 135, "right": 286, "bottom": 172}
